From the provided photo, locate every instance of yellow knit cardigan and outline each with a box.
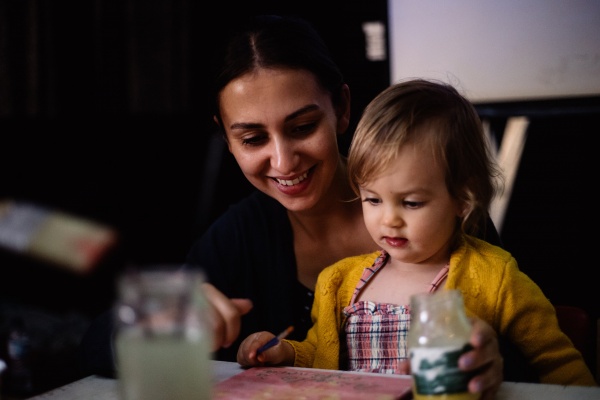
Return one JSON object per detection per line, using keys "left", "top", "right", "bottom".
{"left": 287, "top": 235, "right": 597, "bottom": 386}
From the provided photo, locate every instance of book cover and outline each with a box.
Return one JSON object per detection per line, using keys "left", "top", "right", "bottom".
{"left": 213, "top": 366, "right": 413, "bottom": 399}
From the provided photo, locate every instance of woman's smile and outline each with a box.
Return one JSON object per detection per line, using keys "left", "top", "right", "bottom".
{"left": 273, "top": 170, "right": 309, "bottom": 186}
{"left": 271, "top": 167, "right": 314, "bottom": 196}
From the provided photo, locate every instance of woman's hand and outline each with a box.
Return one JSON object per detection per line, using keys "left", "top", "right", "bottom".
{"left": 459, "top": 317, "right": 503, "bottom": 400}
{"left": 237, "top": 331, "right": 295, "bottom": 367}
{"left": 201, "top": 283, "right": 253, "bottom": 351}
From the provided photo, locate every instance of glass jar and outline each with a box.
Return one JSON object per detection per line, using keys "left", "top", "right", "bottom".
{"left": 114, "top": 268, "right": 212, "bottom": 400}
{"left": 408, "top": 290, "right": 480, "bottom": 400}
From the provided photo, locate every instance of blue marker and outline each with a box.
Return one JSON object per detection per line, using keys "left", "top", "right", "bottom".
{"left": 256, "top": 326, "right": 294, "bottom": 355}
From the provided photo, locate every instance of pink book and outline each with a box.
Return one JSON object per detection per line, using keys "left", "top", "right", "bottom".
{"left": 213, "top": 366, "right": 413, "bottom": 399}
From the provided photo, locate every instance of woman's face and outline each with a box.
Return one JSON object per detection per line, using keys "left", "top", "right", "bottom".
{"left": 218, "top": 68, "right": 349, "bottom": 212}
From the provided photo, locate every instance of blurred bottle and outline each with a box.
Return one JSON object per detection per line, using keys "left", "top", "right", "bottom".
{"left": 0, "top": 199, "right": 117, "bottom": 274}
{"left": 4, "top": 317, "right": 34, "bottom": 398}
{"left": 408, "top": 290, "right": 479, "bottom": 400}
{"left": 0, "top": 357, "right": 7, "bottom": 395}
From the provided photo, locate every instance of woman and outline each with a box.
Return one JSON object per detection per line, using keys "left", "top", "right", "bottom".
{"left": 188, "top": 15, "right": 504, "bottom": 396}
{"left": 80, "top": 15, "right": 504, "bottom": 398}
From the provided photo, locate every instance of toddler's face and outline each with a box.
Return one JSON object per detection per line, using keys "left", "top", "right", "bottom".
{"left": 358, "top": 140, "right": 462, "bottom": 266}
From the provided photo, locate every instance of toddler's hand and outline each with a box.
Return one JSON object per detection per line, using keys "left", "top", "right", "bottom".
{"left": 460, "top": 317, "right": 502, "bottom": 400}
{"left": 237, "top": 331, "right": 293, "bottom": 367}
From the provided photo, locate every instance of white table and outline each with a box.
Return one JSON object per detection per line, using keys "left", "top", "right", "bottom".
{"left": 27, "top": 360, "right": 600, "bottom": 400}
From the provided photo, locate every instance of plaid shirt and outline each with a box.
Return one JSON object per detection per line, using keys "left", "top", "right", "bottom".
{"left": 343, "top": 251, "right": 448, "bottom": 374}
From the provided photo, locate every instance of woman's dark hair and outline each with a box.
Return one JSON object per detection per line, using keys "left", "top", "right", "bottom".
{"left": 213, "top": 15, "right": 345, "bottom": 125}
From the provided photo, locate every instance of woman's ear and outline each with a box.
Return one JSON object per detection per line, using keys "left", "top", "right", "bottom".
{"left": 214, "top": 115, "right": 232, "bottom": 153}
{"left": 336, "top": 84, "right": 351, "bottom": 135}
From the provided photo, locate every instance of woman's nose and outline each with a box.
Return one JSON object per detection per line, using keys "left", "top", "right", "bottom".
{"left": 271, "top": 137, "right": 298, "bottom": 172}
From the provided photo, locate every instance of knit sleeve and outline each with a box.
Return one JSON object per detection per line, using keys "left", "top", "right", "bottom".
{"left": 497, "top": 259, "right": 597, "bottom": 386}
{"left": 450, "top": 238, "right": 596, "bottom": 386}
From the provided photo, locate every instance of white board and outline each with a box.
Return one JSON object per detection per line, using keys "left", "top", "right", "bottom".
{"left": 388, "top": 0, "right": 600, "bottom": 103}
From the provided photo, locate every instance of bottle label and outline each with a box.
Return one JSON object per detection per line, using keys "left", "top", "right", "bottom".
{"left": 410, "top": 344, "right": 474, "bottom": 395}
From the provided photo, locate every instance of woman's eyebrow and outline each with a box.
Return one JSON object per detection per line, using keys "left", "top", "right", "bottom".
{"left": 285, "top": 104, "right": 320, "bottom": 122}
{"left": 229, "top": 121, "right": 263, "bottom": 130}
{"left": 229, "top": 105, "right": 320, "bottom": 131}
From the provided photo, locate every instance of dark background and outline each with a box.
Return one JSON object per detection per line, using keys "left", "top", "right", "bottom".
{"left": 0, "top": 0, "right": 598, "bottom": 396}
{"left": 0, "top": 1, "right": 391, "bottom": 397}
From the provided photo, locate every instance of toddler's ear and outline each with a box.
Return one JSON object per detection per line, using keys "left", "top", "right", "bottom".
{"left": 457, "top": 199, "right": 472, "bottom": 218}
{"left": 456, "top": 185, "right": 475, "bottom": 218}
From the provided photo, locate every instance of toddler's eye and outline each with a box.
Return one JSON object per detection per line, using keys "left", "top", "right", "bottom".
{"left": 404, "top": 200, "right": 424, "bottom": 209}
{"left": 362, "top": 197, "right": 381, "bottom": 205}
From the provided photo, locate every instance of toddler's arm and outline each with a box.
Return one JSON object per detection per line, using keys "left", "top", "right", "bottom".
{"left": 237, "top": 331, "right": 295, "bottom": 367}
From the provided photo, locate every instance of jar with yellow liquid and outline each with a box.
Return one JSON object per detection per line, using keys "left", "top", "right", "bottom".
{"left": 114, "top": 267, "right": 213, "bottom": 400}
{"left": 408, "top": 290, "right": 480, "bottom": 400}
